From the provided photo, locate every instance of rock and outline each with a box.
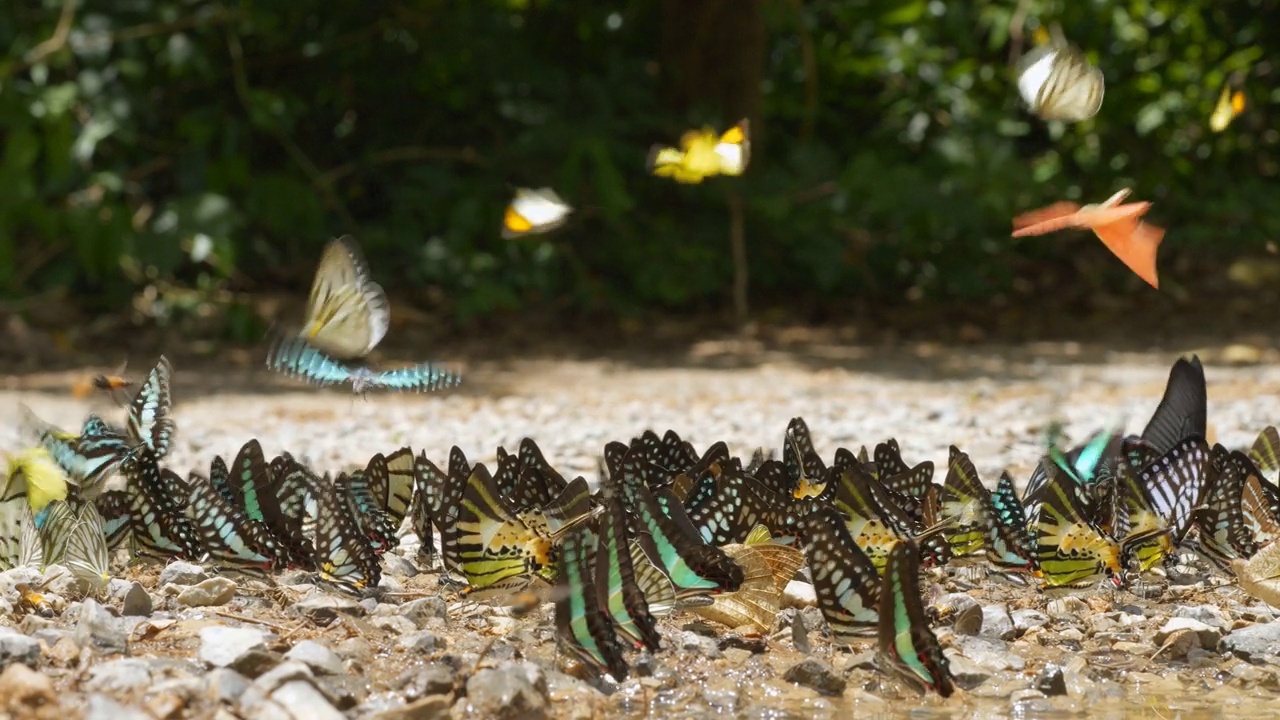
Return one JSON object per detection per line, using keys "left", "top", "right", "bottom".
{"left": 1155, "top": 617, "right": 1221, "bottom": 650}
{"left": 288, "top": 594, "right": 362, "bottom": 625}
{"left": 1012, "top": 609, "right": 1050, "bottom": 635}
{"left": 73, "top": 600, "right": 130, "bottom": 653}
{"left": 286, "top": 640, "right": 344, "bottom": 676}
{"left": 980, "top": 604, "right": 1015, "bottom": 641}
{"left": 159, "top": 562, "right": 208, "bottom": 586}
{"left": 0, "top": 663, "right": 56, "bottom": 713}
{"left": 381, "top": 554, "right": 419, "bottom": 578}
{"left": 172, "top": 577, "right": 237, "bottom": 607}
{"left": 85, "top": 693, "right": 151, "bottom": 720}
{"left": 368, "top": 695, "right": 452, "bottom": 720}
{"left": 197, "top": 626, "right": 270, "bottom": 670}
{"left": 782, "top": 658, "right": 846, "bottom": 696}
{"left": 677, "top": 631, "right": 721, "bottom": 659}
{"left": 84, "top": 658, "right": 152, "bottom": 693}
{"left": 782, "top": 580, "right": 817, "bottom": 608}
{"left": 205, "top": 668, "right": 252, "bottom": 704}
{"left": 1045, "top": 596, "right": 1089, "bottom": 622}
{"left": 271, "top": 680, "right": 346, "bottom": 720}
{"left": 372, "top": 615, "right": 418, "bottom": 636}
{"left": 1220, "top": 620, "right": 1280, "bottom": 663}
{"left": 1035, "top": 664, "right": 1067, "bottom": 696}
{"left": 0, "top": 628, "right": 40, "bottom": 669}
{"left": 396, "top": 630, "right": 443, "bottom": 654}
{"left": 1173, "top": 604, "right": 1231, "bottom": 631}
{"left": 399, "top": 597, "right": 448, "bottom": 628}
{"left": 393, "top": 663, "right": 456, "bottom": 700}
{"left": 253, "top": 661, "right": 315, "bottom": 693}
{"left": 121, "top": 583, "right": 152, "bottom": 617}
{"left": 952, "top": 636, "right": 1026, "bottom": 672}
{"left": 462, "top": 664, "right": 550, "bottom": 720}
{"left": 335, "top": 637, "right": 374, "bottom": 661}
{"left": 943, "top": 654, "right": 990, "bottom": 688}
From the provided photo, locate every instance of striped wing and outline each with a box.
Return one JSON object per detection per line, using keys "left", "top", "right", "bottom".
{"left": 303, "top": 236, "right": 390, "bottom": 359}
{"left": 64, "top": 502, "right": 111, "bottom": 591}
{"left": 127, "top": 356, "right": 176, "bottom": 460}
{"left": 877, "top": 539, "right": 955, "bottom": 697}
{"left": 800, "top": 507, "right": 881, "bottom": 643}
{"left": 555, "top": 522, "right": 628, "bottom": 680}
{"left": 309, "top": 473, "right": 381, "bottom": 593}
{"left": 595, "top": 494, "right": 662, "bottom": 652}
{"left": 266, "top": 334, "right": 354, "bottom": 387}
{"left": 369, "top": 363, "right": 461, "bottom": 393}
{"left": 186, "top": 472, "right": 276, "bottom": 575}
{"left": 377, "top": 447, "right": 417, "bottom": 526}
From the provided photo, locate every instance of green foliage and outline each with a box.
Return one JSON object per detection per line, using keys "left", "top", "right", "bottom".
{"left": 1, "top": 0, "right": 1276, "bottom": 329}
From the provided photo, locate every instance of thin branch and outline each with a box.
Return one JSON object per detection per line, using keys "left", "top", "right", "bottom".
{"left": 225, "top": 29, "right": 358, "bottom": 231}
{"left": 1007, "top": 0, "right": 1031, "bottom": 66}
{"left": 727, "top": 191, "right": 749, "bottom": 327}
{"left": 12, "top": 0, "right": 77, "bottom": 73}
{"left": 317, "top": 145, "right": 486, "bottom": 187}
{"left": 789, "top": 0, "right": 819, "bottom": 141}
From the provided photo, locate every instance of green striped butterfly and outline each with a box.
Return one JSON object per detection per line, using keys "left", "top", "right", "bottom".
{"left": 939, "top": 446, "right": 991, "bottom": 560}
{"left": 799, "top": 506, "right": 881, "bottom": 644}
{"left": 378, "top": 447, "right": 417, "bottom": 526}
{"left": 555, "top": 522, "right": 628, "bottom": 681}
{"left": 1113, "top": 442, "right": 1176, "bottom": 574}
{"left": 516, "top": 476, "right": 596, "bottom": 542}
{"left": 1249, "top": 426, "right": 1280, "bottom": 482}
{"left": 877, "top": 538, "right": 955, "bottom": 697}
{"left": 595, "top": 493, "right": 662, "bottom": 652}
{"left": 301, "top": 236, "right": 390, "bottom": 360}
{"left": 185, "top": 471, "right": 275, "bottom": 576}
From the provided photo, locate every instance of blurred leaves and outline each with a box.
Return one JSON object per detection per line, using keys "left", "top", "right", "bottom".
{"left": 0, "top": 0, "right": 1276, "bottom": 332}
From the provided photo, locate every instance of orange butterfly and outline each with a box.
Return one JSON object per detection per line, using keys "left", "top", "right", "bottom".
{"left": 1011, "top": 188, "right": 1165, "bottom": 288}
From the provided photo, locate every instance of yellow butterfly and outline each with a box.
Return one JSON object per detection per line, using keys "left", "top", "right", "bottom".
{"left": 502, "top": 187, "right": 573, "bottom": 239}
{"left": 1016, "top": 42, "right": 1104, "bottom": 123}
{"left": 647, "top": 119, "right": 750, "bottom": 184}
{"left": 1210, "top": 84, "right": 1246, "bottom": 132}
{"left": 301, "top": 236, "right": 390, "bottom": 360}
{"left": 1, "top": 448, "right": 73, "bottom": 516}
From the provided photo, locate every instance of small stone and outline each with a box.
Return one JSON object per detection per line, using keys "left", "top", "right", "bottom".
{"left": 980, "top": 604, "right": 1015, "bottom": 641}
{"left": 1220, "top": 620, "right": 1280, "bottom": 663}
{"left": 121, "top": 583, "right": 152, "bottom": 617}
{"left": 678, "top": 631, "right": 720, "bottom": 659}
{"left": 288, "top": 594, "right": 363, "bottom": 625}
{"left": 85, "top": 693, "right": 151, "bottom": 720}
{"left": 0, "top": 663, "right": 56, "bottom": 711}
{"left": 0, "top": 628, "right": 40, "bottom": 669}
{"left": 270, "top": 680, "right": 346, "bottom": 720}
{"left": 782, "top": 580, "right": 817, "bottom": 608}
{"left": 197, "top": 626, "right": 270, "bottom": 670}
{"left": 1173, "top": 605, "right": 1231, "bottom": 631}
{"left": 1156, "top": 617, "right": 1221, "bottom": 650}
{"left": 462, "top": 665, "right": 550, "bottom": 720}
{"left": 1045, "top": 596, "right": 1089, "bottom": 622}
{"left": 173, "top": 577, "right": 237, "bottom": 607}
{"left": 1058, "top": 628, "right": 1084, "bottom": 642}
{"left": 285, "top": 640, "right": 344, "bottom": 676}
{"left": 381, "top": 554, "right": 419, "bottom": 578}
{"left": 253, "top": 661, "right": 315, "bottom": 693}
{"left": 397, "top": 630, "right": 443, "bottom": 653}
{"left": 367, "top": 695, "right": 451, "bottom": 720}
{"left": 782, "top": 658, "right": 846, "bottom": 696}
{"left": 372, "top": 615, "right": 418, "bottom": 636}
{"left": 1011, "top": 609, "right": 1050, "bottom": 635}
{"left": 335, "top": 637, "right": 374, "bottom": 661}
{"left": 73, "top": 600, "right": 131, "bottom": 653}
{"left": 399, "top": 597, "right": 448, "bottom": 628}
{"left": 944, "top": 654, "right": 990, "bottom": 688}
{"left": 205, "top": 668, "right": 252, "bottom": 704}
{"left": 953, "top": 636, "right": 1026, "bottom": 672}
{"left": 393, "top": 663, "right": 456, "bottom": 700}
{"left": 1035, "top": 664, "right": 1067, "bottom": 696}
{"left": 84, "top": 658, "right": 152, "bottom": 693}
{"left": 158, "top": 562, "right": 208, "bottom": 586}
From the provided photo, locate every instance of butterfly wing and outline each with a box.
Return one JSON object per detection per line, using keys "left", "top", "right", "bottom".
{"left": 370, "top": 363, "right": 461, "bottom": 393}
{"left": 303, "top": 236, "right": 390, "bottom": 359}
{"left": 127, "top": 356, "right": 176, "bottom": 460}
{"left": 1011, "top": 202, "right": 1084, "bottom": 236}
{"left": 266, "top": 335, "right": 355, "bottom": 387}
{"left": 65, "top": 502, "right": 111, "bottom": 591}
{"left": 502, "top": 188, "right": 572, "bottom": 239}
{"left": 1090, "top": 212, "right": 1165, "bottom": 289}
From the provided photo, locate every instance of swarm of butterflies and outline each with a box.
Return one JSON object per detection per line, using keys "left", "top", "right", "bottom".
{"left": 7, "top": 349, "right": 1280, "bottom": 697}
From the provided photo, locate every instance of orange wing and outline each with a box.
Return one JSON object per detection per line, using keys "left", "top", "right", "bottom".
{"left": 1011, "top": 202, "right": 1083, "bottom": 236}
{"left": 1092, "top": 217, "right": 1165, "bottom": 289}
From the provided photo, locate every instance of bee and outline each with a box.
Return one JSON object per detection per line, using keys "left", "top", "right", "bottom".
{"left": 71, "top": 362, "right": 135, "bottom": 405}
{"left": 1012, "top": 187, "right": 1165, "bottom": 288}
{"left": 647, "top": 119, "right": 750, "bottom": 184}
{"left": 502, "top": 188, "right": 573, "bottom": 239}
{"left": 14, "top": 582, "right": 56, "bottom": 618}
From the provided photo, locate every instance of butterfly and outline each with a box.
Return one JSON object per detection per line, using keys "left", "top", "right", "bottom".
{"left": 1012, "top": 188, "right": 1165, "bottom": 289}
{"left": 799, "top": 506, "right": 882, "bottom": 643}
{"left": 1015, "top": 42, "right": 1104, "bottom": 122}
{"left": 301, "top": 236, "right": 390, "bottom": 360}
{"left": 502, "top": 187, "right": 573, "bottom": 239}
{"left": 265, "top": 333, "right": 460, "bottom": 395}
{"left": 62, "top": 501, "right": 112, "bottom": 592}
{"left": 1140, "top": 355, "right": 1207, "bottom": 458}
{"left": 1210, "top": 83, "right": 1247, "bottom": 132}
{"left": 647, "top": 119, "right": 750, "bottom": 184}
{"left": 19, "top": 406, "right": 132, "bottom": 498}
{"left": 877, "top": 539, "right": 955, "bottom": 697}
{"left": 186, "top": 469, "right": 276, "bottom": 576}
{"left": 1, "top": 447, "right": 73, "bottom": 515}
{"left": 126, "top": 356, "right": 176, "bottom": 461}
{"left": 555, "top": 521, "right": 629, "bottom": 681}
{"left": 305, "top": 472, "right": 382, "bottom": 594}
{"left": 594, "top": 493, "right": 663, "bottom": 652}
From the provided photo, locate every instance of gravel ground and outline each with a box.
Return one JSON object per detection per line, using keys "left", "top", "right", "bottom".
{"left": 4, "top": 341, "right": 1280, "bottom": 719}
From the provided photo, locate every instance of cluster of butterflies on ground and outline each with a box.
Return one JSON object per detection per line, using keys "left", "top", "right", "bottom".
{"left": 6, "top": 350, "right": 1280, "bottom": 697}
{"left": 499, "top": 25, "right": 1262, "bottom": 293}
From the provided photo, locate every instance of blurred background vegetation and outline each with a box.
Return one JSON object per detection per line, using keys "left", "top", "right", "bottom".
{"left": 1, "top": 0, "right": 1278, "bottom": 351}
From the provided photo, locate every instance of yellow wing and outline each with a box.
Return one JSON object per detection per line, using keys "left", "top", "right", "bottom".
{"left": 648, "top": 121, "right": 750, "bottom": 184}
{"left": 2, "top": 448, "right": 71, "bottom": 515}
{"left": 1210, "top": 85, "right": 1246, "bottom": 132}
{"left": 302, "top": 236, "right": 390, "bottom": 359}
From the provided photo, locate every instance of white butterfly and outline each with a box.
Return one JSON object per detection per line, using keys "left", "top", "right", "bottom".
{"left": 502, "top": 188, "right": 573, "bottom": 239}
{"left": 1016, "top": 44, "right": 1105, "bottom": 123}
{"left": 301, "top": 236, "right": 390, "bottom": 360}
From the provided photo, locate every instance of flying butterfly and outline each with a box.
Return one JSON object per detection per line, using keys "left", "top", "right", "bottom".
{"left": 502, "top": 187, "right": 573, "bottom": 239}
{"left": 1015, "top": 40, "right": 1104, "bottom": 122}
{"left": 266, "top": 333, "right": 460, "bottom": 395}
{"left": 1012, "top": 188, "right": 1165, "bottom": 289}
{"left": 1209, "top": 83, "right": 1247, "bottom": 133}
{"left": 877, "top": 539, "right": 955, "bottom": 698}
{"left": 647, "top": 119, "right": 750, "bottom": 184}
{"left": 301, "top": 235, "right": 390, "bottom": 360}
{"left": 2, "top": 447, "right": 73, "bottom": 515}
